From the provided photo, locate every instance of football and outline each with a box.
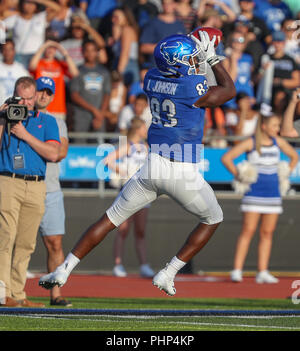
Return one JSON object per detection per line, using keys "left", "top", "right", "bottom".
{"left": 190, "top": 27, "right": 223, "bottom": 48}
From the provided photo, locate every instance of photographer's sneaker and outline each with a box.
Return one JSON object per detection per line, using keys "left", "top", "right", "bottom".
{"left": 39, "top": 264, "right": 70, "bottom": 289}
{"left": 230, "top": 269, "right": 243, "bottom": 282}
{"left": 152, "top": 265, "right": 176, "bottom": 296}
{"left": 256, "top": 270, "right": 279, "bottom": 284}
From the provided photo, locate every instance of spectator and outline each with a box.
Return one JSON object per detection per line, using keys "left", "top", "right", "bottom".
{"left": 48, "top": 0, "right": 77, "bottom": 41}
{"left": 79, "top": 0, "right": 117, "bottom": 34}
{"left": 228, "top": 0, "right": 272, "bottom": 45}
{"left": 281, "top": 88, "right": 300, "bottom": 137}
{"left": 104, "top": 117, "right": 154, "bottom": 278}
{"left": 0, "top": 39, "right": 29, "bottom": 104}
{"left": 104, "top": 70, "right": 127, "bottom": 132}
{"left": 281, "top": 17, "right": 300, "bottom": 65}
{"left": 35, "top": 76, "right": 71, "bottom": 307}
{"left": 0, "top": 76, "right": 60, "bottom": 307}
{"left": 29, "top": 39, "right": 79, "bottom": 120}
{"left": 197, "top": 0, "right": 237, "bottom": 24}
{"left": 174, "top": 0, "right": 198, "bottom": 33}
{"left": 128, "top": 0, "right": 159, "bottom": 28}
{"left": 60, "top": 13, "right": 108, "bottom": 66}
{"left": 127, "top": 63, "right": 150, "bottom": 104}
{"left": 226, "top": 92, "right": 259, "bottom": 138}
{"left": 222, "top": 110, "right": 298, "bottom": 284}
{"left": 0, "top": 0, "right": 19, "bottom": 19}
{"left": 256, "top": 31, "right": 300, "bottom": 106}
{"left": 203, "top": 107, "right": 227, "bottom": 148}
{"left": 69, "top": 40, "right": 111, "bottom": 136}
{"left": 223, "top": 15, "right": 266, "bottom": 75}
{"left": 118, "top": 93, "right": 152, "bottom": 134}
{"left": 3, "top": 0, "right": 61, "bottom": 68}
{"left": 222, "top": 31, "right": 255, "bottom": 110}
{"left": 109, "top": 6, "right": 140, "bottom": 87}
{"left": 139, "top": 0, "right": 186, "bottom": 69}
{"left": 253, "top": 0, "right": 293, "bottom": 34}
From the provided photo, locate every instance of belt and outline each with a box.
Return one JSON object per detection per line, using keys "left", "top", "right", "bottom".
{"left": 0, "top": 171, "right": 45, "bottom": 181}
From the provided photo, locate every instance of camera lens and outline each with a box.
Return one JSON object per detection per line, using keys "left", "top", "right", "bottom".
{"left": 11, "top": 108, "right": 21, "bottom": 117}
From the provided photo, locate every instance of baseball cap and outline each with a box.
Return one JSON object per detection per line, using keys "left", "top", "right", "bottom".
{"left": 36, "top": 76, "right": 55, "bottom": 95}
{"left": 272, "top": 31, "right": 286, "bottom": 42}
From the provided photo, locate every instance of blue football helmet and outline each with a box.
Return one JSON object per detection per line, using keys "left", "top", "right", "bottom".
{"left": 154, "top": 34, "right": 206, "bottom": 77}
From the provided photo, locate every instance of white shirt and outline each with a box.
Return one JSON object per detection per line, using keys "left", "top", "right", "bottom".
{"left": 4, "top": 12, "right": 48, "bottom": 54}
{"left": 118, "top": 104, "right": 152, "bottom": 131}
{"left": 0, "top": 61, "right": 29, "bottom": 104}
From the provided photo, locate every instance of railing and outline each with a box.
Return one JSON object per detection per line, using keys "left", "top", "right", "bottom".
{"left": 67, "top": 132, "right": 300, "bottom": 144}
{"left": 62, "top": 132, "right": 300, "bottom": 198}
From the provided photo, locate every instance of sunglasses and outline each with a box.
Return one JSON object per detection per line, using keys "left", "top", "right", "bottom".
{"left": 232, "top": 37, "right": 245, "bottom": 43}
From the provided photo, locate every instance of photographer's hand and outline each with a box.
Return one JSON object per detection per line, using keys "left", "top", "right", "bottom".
{"left": 0, "top": 103, "right": 8, "bottom": 112}
{"left": 10, "top": 122, "right": 30, "bottom": 141}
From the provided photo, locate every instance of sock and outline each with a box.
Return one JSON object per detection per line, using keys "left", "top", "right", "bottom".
{"left": 61, "top": 253, "right": 80, "bottom": 274}
{"left": 165, "top": 256, "right": 186, "bottom": 278}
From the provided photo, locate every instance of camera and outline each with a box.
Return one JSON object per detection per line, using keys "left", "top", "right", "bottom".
{"left": 0, "top": 96, "right": 28, "bottom": 123}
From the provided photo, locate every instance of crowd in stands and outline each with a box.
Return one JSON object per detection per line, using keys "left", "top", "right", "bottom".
{"left": 0, "top": 0, "right": 299, "bottom": 145}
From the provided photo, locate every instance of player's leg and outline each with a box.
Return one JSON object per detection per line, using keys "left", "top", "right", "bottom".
{"left": 153, "top": 165, "right": 223, "bottom": 295}
{"left": 231, "top": 211, "right": 260, "bottom": 282}
{"left": 256, "top": 213, "right": 279, "bottom": 283}
{"left": 39, "top": 171, "right": 158, "bottom": 289}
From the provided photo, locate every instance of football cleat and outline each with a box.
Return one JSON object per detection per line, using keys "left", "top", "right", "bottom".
{"left": 152, "top": 266, "right": 176, "bottom": 296}
{"left": 39, "top": 264, "right": 69, "bottom": 289}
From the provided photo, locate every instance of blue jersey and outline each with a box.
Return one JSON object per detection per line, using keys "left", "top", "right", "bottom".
{"left": 143, "top": 68, "right": 208, "bottom": 163}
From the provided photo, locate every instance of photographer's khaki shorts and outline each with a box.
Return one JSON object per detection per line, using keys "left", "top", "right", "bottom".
{"left": 0, "top": 176, "right": 46, "bottom": 300}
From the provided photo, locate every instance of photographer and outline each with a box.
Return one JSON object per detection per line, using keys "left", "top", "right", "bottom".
{"left": 281, "top": 88, "right": 300, "bottom": 138}
{"left": 0, "top": 76, "right": 60, "bottom": 307}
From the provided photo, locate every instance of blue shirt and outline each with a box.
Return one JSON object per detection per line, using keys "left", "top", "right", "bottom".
{"left": 253, "top": 0, "right": 292, "bottom": 32}
{"left": 140, "top": 18, "right": 186, "bottom": 68}
{"left": 144, "top": 68, "right": 208, "bottom": 163}
{"left": 0, "top": 111, "right": 60, "bottom": 176}
{"left": 223, "top": 53, "right": 254, "bottom": 109}
{"left": 79, "top": 0, "right": 117, "bottom": 19}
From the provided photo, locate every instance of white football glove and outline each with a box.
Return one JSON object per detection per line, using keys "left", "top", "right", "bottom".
{"left": 190, "top": 31, "right": 220, "bottom": 67}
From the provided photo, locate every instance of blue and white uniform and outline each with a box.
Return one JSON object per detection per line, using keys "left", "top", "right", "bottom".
{"left": 241, "top": 137, "right": 282, "bottom": 214}
{"left": 106, "top": 68, "right": 223, "bottom": 226}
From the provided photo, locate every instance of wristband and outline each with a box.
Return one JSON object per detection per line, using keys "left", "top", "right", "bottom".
{"left": 207, "top": 55, "right": 220, "bottom": 67}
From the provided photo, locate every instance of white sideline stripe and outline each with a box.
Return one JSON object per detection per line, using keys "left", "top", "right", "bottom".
{"left": 3, "top": 314, "right": 300, "bottom": 330}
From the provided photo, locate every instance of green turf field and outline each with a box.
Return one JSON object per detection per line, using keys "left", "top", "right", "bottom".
{"left": 1, "top": 297, "right": 300, "bottom": 331}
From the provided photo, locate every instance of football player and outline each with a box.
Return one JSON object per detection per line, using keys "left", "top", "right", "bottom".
{"left": 39, "top": 31, "right": 236, "bottom": 296}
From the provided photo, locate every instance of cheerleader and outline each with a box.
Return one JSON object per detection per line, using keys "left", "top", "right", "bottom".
{"left": 222, "top": 111, "right": 298, "bottom": 283}
{"left": 103, "top": 117, "right": 154, "bottom": 278}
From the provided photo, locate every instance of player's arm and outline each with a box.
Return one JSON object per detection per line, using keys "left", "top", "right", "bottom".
{"left": 194, "top": 62, "right": 236, "bottom": 108}
{"left": 221, "top": 138, "right": 253, "bottom": 178}
{"left": 192, "top": 31, "right": 236, "bottom": 108}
